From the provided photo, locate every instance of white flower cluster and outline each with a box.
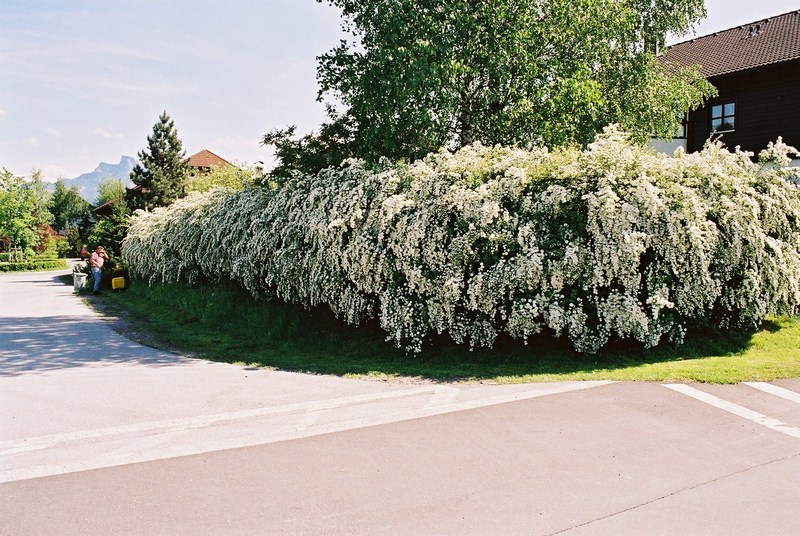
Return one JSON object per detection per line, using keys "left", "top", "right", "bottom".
{"left": 123, "top": 127, "right": 800, "bottom": 353}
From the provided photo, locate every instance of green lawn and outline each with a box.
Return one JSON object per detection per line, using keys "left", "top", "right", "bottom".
{"left": 85, "top": 279, "right": 800, "bottom": 384}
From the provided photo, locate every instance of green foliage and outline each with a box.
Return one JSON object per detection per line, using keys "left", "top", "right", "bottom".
{"left": 309, "top": 0, "right": 714, "bottom": 165}
{"left": 262, "top": 108, "right": 357, "bottom": 181}
{"left": 25, "top": 170, "right": 53, "bottom": 229}
{"left": 124, "top": 129, "right": 800, "bottom": 354}
{"left": 186, "top": 163, "right": 259, "bottom": 193}
{"left": 49, "top": 179, "right": 91, "bottom": 232}
{"left": 57, "top": 228, "right": 79, "bottom": 257}
{"left": 0, "top": 169, "right": 52, "bottom": 252}
{"left": 0, "top": 258, "right": 68, "bottom": 272}
{"left": 96, "top": 177, "right": 127, "bottom": 206}
{"left": 91, "top": 176, "right": 131, "bottom": 255}
{"left": 0, "top": 171, "right": 38, "bottom": 250}
{"left": 97, "top": 280, "right": 800, "bottom": 383}
{"left": 127, "top": 111, "right": 190, "bottom": 211}
{"left": 88, "top": 200, "right": 130, "bottom": 257}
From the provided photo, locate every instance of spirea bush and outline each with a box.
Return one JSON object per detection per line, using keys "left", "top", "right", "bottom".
{"left": 122, "top": 127, "right": 800, "bottom": 353}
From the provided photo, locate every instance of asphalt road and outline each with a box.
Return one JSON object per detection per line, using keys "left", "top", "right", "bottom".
{"left": 2, "top": 269, "right": 799, "bottom": 535}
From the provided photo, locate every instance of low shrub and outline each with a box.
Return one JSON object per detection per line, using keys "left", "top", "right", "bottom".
{"left": 123, "top": 128, "right": 800, "bottom": 353}
{"left": 0, "top": 259, "right": 69, "bottom": 272}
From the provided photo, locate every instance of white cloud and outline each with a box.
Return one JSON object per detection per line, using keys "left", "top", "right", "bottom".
{"left": 28, "top": 137, "right": 39, "bottom": 147}
{"left": 44, "top": 127, "right": 61, "bottom": 136}
{"left": 41, "top": 164, "right": 77, "bottom": 182}
{"left": 93, "top": 128, "right": 124, "bottom": 139}
{"left": 0, "top": 109, "right": 7, "bottom": 118}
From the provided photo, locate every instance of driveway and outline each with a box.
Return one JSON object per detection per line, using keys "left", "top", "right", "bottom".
{"left": 0, "top": 269, "right": 607, "bottom": 481}
{"left": 1, "top": 269, "right": 799, "bottom": 535}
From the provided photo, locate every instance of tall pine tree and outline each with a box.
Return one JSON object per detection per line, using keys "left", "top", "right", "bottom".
{"left": 128, "top": 111, "right": 189, "bottom": 211}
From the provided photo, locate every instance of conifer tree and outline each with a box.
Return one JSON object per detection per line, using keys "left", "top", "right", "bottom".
{"left": 128, "top": 111, "right": 189, "bottom": 210}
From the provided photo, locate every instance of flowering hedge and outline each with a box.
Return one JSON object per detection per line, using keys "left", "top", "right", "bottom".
{"left": 122, "top": 128, "right": 800, "bottom": 353}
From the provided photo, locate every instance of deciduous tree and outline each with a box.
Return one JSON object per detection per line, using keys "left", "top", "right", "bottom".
{"left": 49, "top": 179, "right": 90, "bottom": 232}
{"left": 262, "top": 107, "right": 356, "bottom": 180}
{"left": 0, "top": 170, "right": 52, "bottom": 253}
{"left": 186, "top": 163, "right": 259, "bottom": 193}
{"left": 88, "top": 178, "right": 130, "bottom": 256}
{"left": 312, "top": 0, "right": 714, "bottom": 163}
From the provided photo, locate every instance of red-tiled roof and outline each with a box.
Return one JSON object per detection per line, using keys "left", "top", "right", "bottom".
{"left": 188, "top": 149, "right": 232, "bottom": 168}
{"left": 662, "top": 10, "right": 800, "bottom": 78}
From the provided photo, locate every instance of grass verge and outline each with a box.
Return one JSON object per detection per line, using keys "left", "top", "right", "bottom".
{"left": 85, "top": 279, "right": 800, "bottom": 384}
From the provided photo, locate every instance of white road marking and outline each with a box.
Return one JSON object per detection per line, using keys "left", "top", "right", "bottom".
{"left": 663, "top": 384, "right": 800, "bottom": 440}
{"left": 0, "top": 386, "right": 436, "bottom": 456}
{"left": 0, "top": 381, "right": 611, "bottom": 483}
{"left": 423, "top": 385, "right": 460, "bottom": 409}
{"left": 743, "top": 382, "right": 800, "bottom": 405}
{"left": 299, "top": 407, "right": 336, "bottom": 428}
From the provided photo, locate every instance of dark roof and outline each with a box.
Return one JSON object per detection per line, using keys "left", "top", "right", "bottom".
{"left": 661, "top": 10, "right": 800, "bottom": 78}
{"left": 92, "top": 199, "right": 114, "bottom": 218}
{"left": 187, "top": 149, "right": 232, "bottom": 168}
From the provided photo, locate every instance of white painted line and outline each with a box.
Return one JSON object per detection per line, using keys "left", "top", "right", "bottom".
{"left": 299, "top": 406, "right": 337, "bottom": 428}
{"left": 743, "top": 382, "right": 800, "bottom": 405}
{"left": 663, "top": 384, "right": 800, "bottom": 440}
{"left": 0, "top": 381, "right": 611, "bottom": 483}
{"left": 0, "top": 386, "right": 437, "bottom": 456}
{"left": 423, "top": 386, "right": 460, "bottom": 409}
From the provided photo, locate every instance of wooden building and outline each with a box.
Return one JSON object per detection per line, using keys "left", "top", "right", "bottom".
{"left": 659, "top": 10, "right": 800, "bottom": 158}
{"left": 187, "top": 149, "right": 234, "bottom": 176}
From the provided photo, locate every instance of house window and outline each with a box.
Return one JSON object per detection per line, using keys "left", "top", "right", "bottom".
{"left": 676, "top": 115, "right": 687, "bottom": 139}
{"left": 711, "top": 102, "right": 735, "bottom": 132}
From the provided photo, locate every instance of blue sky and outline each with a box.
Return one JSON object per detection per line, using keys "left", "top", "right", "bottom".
{"left": 2, "top": 0, "right": 798, "bottom": 181}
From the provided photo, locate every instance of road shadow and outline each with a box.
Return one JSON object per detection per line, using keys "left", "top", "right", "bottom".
{"left": 0, "top": 315, "right": 187, "bottom": 377}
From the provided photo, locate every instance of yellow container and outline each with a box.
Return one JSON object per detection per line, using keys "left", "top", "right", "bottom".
{"left": 111, "top": 277, "right": 126, "bottom": 290}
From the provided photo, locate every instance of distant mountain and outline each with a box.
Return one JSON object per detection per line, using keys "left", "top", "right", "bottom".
{"left": 52, "top": 156, "right": 137, "bottom": 203}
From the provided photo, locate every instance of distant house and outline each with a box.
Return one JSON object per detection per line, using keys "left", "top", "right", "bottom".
{"left": 92, "top": 199, "right": 114, "bottom": 219}
{"left": 94, "top": 150, "right": 235, "bottom": 218}
{"left": 187, "top": 149, "right": 234, "bottom": 177}
{"left": 655, "top": 10, "right": 800, "bottom": 163}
